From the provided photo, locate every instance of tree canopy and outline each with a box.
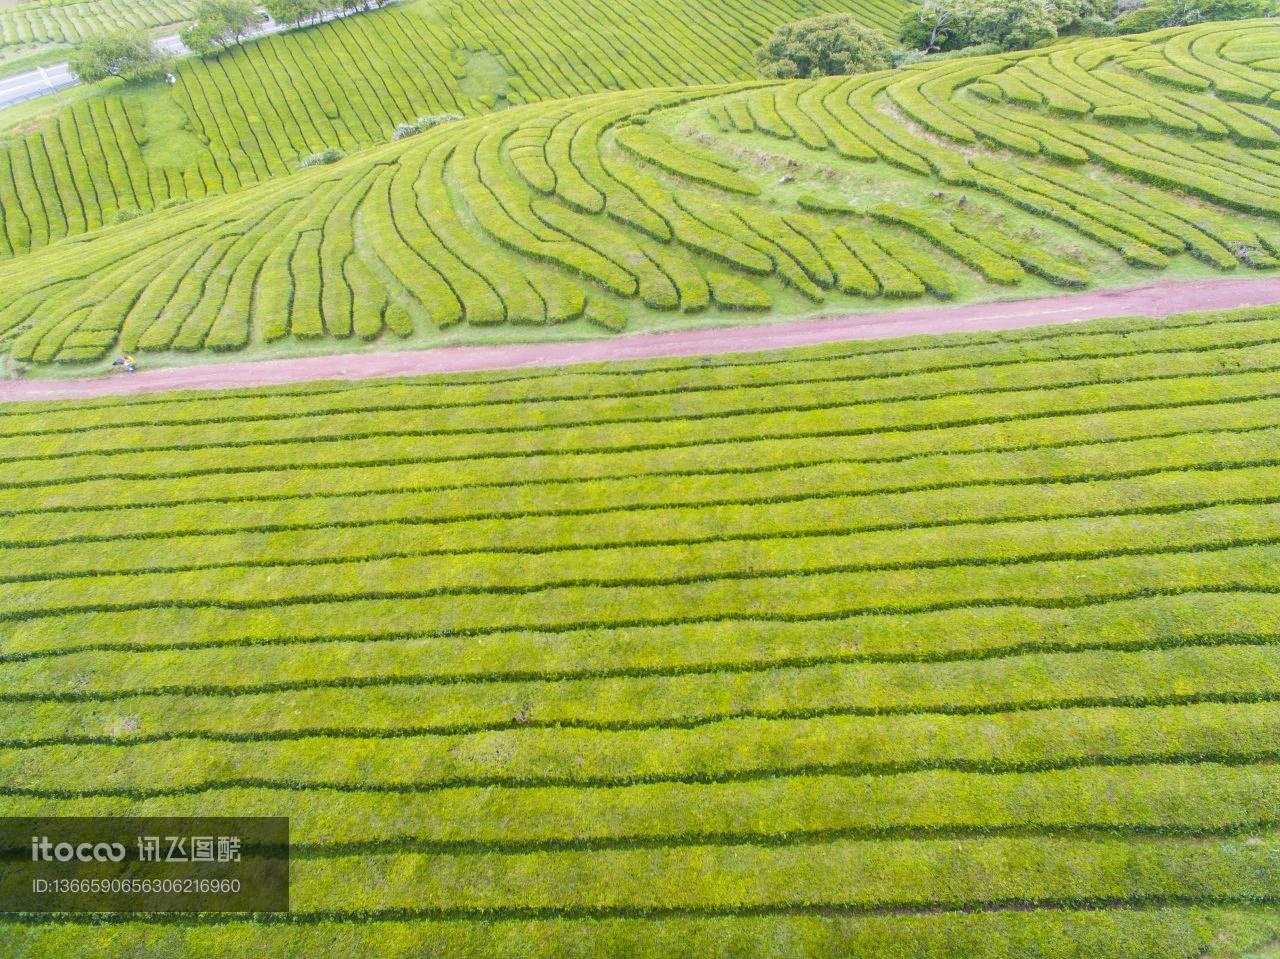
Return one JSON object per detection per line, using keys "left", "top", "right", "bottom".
{"left": 261, "top": 0, "right": 385, "bottom": 27}
{"left": 68, "top": 28, "right": 172, "bottom": 84}
{"left": 180, "top": 0, "right": 259, "bottom": 55}
{"left": 968, "top": 0, "right": 1058, "bottom": 48}
{"left": 755, "top": 13, "right": 895, "bottom": 79}
{"left": 902, "top": 0, "right": 1274, "bottom": 52}
{"left": 262, "top": 0, "right": 321, "bottom": 27}
{"left": 902, "top": 0, "right": 1112, "bottom": 52}
{"left": 1114, "top": 0, "right": 1277, "bottom": 31}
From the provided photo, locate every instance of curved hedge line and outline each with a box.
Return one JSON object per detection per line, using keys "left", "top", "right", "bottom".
{"left": 6, "top": 24, "right": 1280, "bottom": 363}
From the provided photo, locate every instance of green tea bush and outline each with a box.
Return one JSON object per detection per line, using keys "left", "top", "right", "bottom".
{"left": 3, "top": 24, "right": 1280, "bottom": 362}
{"left": 6, "top": 305, "right": 1280, "bottom": 955}
{"left": 0, "top": 0, "right": 909, "bottom": 259}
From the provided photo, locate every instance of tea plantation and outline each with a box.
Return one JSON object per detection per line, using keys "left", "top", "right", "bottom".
{"left": 4, "top": 0, "right": 1280, "bottom": 953}
{"left": 0, "top": 0, "right": 902, "bottom": 255}
{"left": 5, "top": 302, "right": 1280, "bottom": 956}
{"left": 2, "top": 22, "right": 1280, "bottom": 365}
{"left": 0, "top": 0, "right": 195, "bottom": 65}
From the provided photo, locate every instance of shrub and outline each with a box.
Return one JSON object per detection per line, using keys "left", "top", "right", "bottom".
{"left": 299, "top": 148, "right": 344, "bottom": 168}
{"left": 891, "top": 47, "right": 927, "bottom": 67}
{"left": 1114, "top": 4, "right": 1168, "bottom": 27}
{"left": 391, "top": 114, "right": 464, "bottom": 140}
{"left": 584, "top": 299, "right": 628, "bottom": 330}
{"left": 707, "top": 270, "right": 772, "bottom": 309}
{"left": 925, "top": 41, "right": 1003, "bottom": 59}
{"left": 1115, "top": 0, "right": 1278, "bottom": 30}
{"left": 755, "top": 14, "right": 895, "bottom": 79}
{"left": 1075, "top": 13, "right": 1118, "bottom": 33}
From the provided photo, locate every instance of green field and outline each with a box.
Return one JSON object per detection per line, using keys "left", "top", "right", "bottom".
{"left": 4, "top": 302, "right": 1280, "bottom": 955}
{"left": 0, "top": 0, "right": 194, "bottom": 67}
{"left": 1, "top": 21, "right": 1279, "bottom": 367}
{"left": 5, "top": 2, "right": 1280, "bottom": 955}
{"left": 0, "top": 0, "right": 903, "bottom": 258}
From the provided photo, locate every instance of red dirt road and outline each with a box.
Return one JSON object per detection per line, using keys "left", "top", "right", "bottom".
{"left": 5, "top": 276, "right": 1280, "bottom": 404}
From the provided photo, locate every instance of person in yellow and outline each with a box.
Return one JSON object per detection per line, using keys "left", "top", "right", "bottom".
{"left": 112, "top": 354, "right": 137, "bottom": 373}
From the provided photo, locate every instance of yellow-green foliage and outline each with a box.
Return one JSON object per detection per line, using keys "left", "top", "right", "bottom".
{"left": 6, "top": 304, "right": 1280, "bottom": 955}
{"left": 0, "top": 0, "right": 195, "bottom": 57}
{"left": 5, "top": 25, "right": 1280, "bottom": 363}
{"left": 0, "top": 0, "right": 905, "bottom": 258}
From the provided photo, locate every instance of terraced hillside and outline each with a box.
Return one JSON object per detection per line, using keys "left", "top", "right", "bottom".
{"left": 0, "top": 0, "right": 901, "bottom": 257}
{"left": 5, "top": 303, "right": 1280, "bottom": 956}
{"left": 2, "top": 22, "right": 1280, "bottom": 366}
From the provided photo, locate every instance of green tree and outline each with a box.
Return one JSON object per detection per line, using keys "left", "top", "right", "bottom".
{"left": 1115, "top": 0, "right": 1276, "bottom": 29}
{"left": 68, "top": 28, "right": 172, "bottom": 84}
{"left": 1048, "top": 0, "right": 1115, "bottom": 27}
{"left": 902, "top": 0, "right": 1118, "bottom": 52}
{"left": 180, "top": 22, "right": 220, "bottom": 54}
{"left": 968, "top": 0, "right": 1059, "bottom": 48}
{"left": 1194, "top": 0, "right": 1278, "bottom": 17}
{"left": 900, "top": 0, "right": 975, "bottom": 52}
{"left": 263, "top": 0, "right": 324, "bottom": 27}
{"left": 755, "top": 13, "right": 895, "bottom": 79}
{"left": 180, "top": 0, "right": 259, "bottom": 54}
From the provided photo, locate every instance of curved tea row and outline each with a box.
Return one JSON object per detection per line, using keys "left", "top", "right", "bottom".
{"left": 2, "top": 22, "right": 1280, "bottom": 363}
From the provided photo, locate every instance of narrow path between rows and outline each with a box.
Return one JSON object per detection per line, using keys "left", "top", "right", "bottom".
{"left": 5, "top": 275, "right": 1280, "bottom": 403}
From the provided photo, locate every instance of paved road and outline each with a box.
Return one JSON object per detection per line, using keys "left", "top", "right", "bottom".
{"left": 4, "top": 275, "right": 1280, "bottom": 403}
{"left": 0, "top": 10, "right": 355, "bottom": 110}
{"left": 0, "top": 61, "right": 78, "bottom": 107}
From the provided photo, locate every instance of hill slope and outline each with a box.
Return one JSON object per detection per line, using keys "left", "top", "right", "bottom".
{"left": 0, "top": 0, "right": 905, "bottom": 258}
{"left": 2, "top": 23, "right": 1280, "bottom": 368}
{"left": 5, "top": 302, "right": 1280, "bottom": 956}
